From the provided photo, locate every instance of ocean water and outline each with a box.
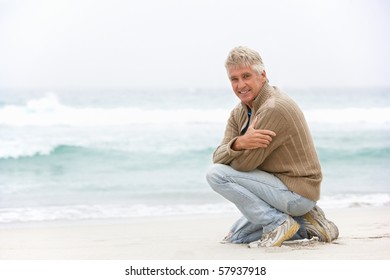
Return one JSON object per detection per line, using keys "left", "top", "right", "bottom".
{"left": 0, "top": 87, "right": 389, "bottom": 224}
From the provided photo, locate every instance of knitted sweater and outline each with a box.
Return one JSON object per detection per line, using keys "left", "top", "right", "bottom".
{"left": 213, "top": 82, "right": 322, "bottom": 201}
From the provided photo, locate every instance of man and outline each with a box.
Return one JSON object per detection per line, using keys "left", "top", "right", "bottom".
{"left": 206, "top": 46, "right": 338, "bottom": 247}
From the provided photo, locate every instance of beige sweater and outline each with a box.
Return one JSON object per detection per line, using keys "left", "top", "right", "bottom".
{"left": 213, "top": 82, "right": 322, "bottom": 201}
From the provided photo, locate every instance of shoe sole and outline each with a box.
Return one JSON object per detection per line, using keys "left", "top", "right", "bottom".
{"left": 303, "top": 212, "right": 331, "bottom": 242}
{"left": 273, "top": 221, "right": 300, "bottom": 247}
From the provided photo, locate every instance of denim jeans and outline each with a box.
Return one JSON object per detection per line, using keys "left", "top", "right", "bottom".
{"left": 206, "top": 164, "right": 316, "bottom": 244}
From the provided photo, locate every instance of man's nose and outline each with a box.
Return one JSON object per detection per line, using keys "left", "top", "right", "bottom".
{"left": 238, "top": 78, "right": 245, "bottom": 89}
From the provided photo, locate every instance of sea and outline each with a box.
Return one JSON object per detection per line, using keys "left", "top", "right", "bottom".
{"left": 0, "top": 87, "right": 389, "bottom": 224}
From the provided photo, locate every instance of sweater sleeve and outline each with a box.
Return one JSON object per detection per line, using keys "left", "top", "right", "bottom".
{"left": 230, "top": 108, "right": 289, "bottom": 171}
{"left": 212, "top": 109, "right": 245, "bottom": 164}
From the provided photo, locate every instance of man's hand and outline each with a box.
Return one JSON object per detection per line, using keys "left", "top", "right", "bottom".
{"left": 232, "top": 116, "right": 276, "bottom": 151}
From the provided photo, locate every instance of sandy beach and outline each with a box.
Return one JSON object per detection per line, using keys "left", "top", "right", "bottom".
{"left": 0, "top": 206, "right": 389, "bottom": 260}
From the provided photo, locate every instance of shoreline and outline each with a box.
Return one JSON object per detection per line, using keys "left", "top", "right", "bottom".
{"left": 0, "top": 207, "right": 389, "bottom": 260}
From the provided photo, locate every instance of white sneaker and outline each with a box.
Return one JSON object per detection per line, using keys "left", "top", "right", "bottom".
{"left": 248, "top": 216, "right": 300, "bottom": 248}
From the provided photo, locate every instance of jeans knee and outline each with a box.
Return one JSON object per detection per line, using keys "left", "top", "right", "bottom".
{"left": 287, "top": 198, "right": 316, "bottom": 216}
{"left": 205, "top": 164, "right": 228, "bottom": 190}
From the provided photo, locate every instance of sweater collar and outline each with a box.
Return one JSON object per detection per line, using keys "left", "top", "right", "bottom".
{"left": 241, "top": 81, "right": 274, "bottom": 113}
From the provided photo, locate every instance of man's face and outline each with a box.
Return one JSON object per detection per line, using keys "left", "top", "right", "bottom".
{"left": 227, "top": 66, "right": 266, "bottom": 108}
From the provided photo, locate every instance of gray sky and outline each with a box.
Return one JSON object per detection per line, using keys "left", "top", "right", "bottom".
{"left": 0, "top": 0, "right": 389, "bottom": 90}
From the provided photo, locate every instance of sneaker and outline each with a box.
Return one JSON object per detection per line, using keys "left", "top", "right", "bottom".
{"left": 248, "top": 216, "right": 300, "bottom": 248}
{"left": 303, "top": 205, "right": 339, "bottom": 242}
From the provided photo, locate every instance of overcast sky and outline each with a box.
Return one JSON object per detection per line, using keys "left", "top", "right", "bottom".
{"left": 0, "top": 0, "right": 389, "bottom": 90}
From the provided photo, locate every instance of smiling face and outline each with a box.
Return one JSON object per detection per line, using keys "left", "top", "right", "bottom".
{"left": 227, "top": 66, "right": 267, "bottom": 108}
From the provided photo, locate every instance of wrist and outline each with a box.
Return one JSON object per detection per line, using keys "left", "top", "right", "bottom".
{"left": 231, "top": 137, "right": 243, "bottom": 151}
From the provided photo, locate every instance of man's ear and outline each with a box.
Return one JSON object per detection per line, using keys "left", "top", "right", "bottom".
{"left": 261, "top": 70, "right": 267, "bottom": 83}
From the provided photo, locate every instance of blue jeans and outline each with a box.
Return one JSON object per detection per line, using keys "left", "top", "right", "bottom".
{"left": 206, "top": 164, "right": 316, "bottom": 244}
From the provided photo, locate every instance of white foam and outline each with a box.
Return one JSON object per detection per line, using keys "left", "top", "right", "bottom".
{"left": 305, "top": 108, "right": 390, "bottom": 125}
{"left": 0, "top": 203, "right": 238, "bottom": 223}
{"left": 318, "top": 193, "right": 390, "bottom": 209}
{"left": 0, "top": 139, "right": 58, "bottom": 159}
{"left": 1, "top": 93, "right": 389, "bottom": 127}
{"left": 1, "top": 193, "right": 389, "bottom": 223}
{"left": 0, "top": 93, "right": 229, "bottom": 126}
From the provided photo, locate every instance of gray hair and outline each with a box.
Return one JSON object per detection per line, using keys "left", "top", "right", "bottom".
{"left": 225, "top": 46, "right": 265, "bottom": 75}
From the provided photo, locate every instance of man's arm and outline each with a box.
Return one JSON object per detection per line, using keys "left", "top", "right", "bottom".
{"left": 212, "top": 110, "right": 244, "bottom": 165}
{"left": 229, "top": 109, "right": 287, "bottom": 171}
{"left": 231, "top": 116, "right": 275, "bottom": 151}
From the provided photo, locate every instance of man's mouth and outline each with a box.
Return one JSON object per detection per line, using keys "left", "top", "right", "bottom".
{"left": 239, "top": 89, "right": 250, "bottom": 95}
